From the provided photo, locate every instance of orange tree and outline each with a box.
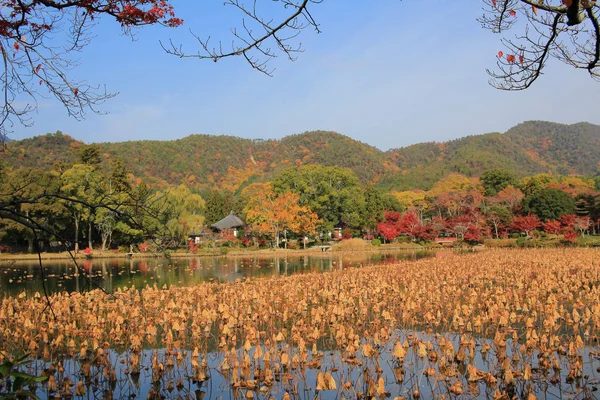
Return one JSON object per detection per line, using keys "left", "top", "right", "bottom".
{"left": 244, "top": 184, "right": 320, "bottom": 248}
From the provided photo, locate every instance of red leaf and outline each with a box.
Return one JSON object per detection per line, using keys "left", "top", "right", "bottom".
{"left": 519, "top": 55, "right": 524, "bottom": 63}
{"left": 498, "top": 51, "right": 504, "bottom": 58}
{"left": 532, "top": 5, "right": 538, "bottom": 15}
{"left": 562, "top": 0, "right": 573, "bottom": 6}
{"left": 35, "top": 64, "right": 41, "bottom": 73}
{"left": 73, "top": 88, "right": 79, "bottom": 96}
{"left": 507, "top": 54, "right": 516, "bottom": 63}
{"left": 13, "top": 42, "right": 19, "bottom": 51}
{"left": 509, "top": 9, "right": 516, "bottom": 17}
{"left": 39, "top": 79, "right": 43, "bottom": 85}
{"left": 492, "top": 0, "right": 497, "bottom": 6}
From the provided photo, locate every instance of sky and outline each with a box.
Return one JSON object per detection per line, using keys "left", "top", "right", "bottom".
{"left": 10, "top": 1, "right": 600, "bottom": 151}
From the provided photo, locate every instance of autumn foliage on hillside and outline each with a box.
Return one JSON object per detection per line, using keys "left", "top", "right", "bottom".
{"left": 3, "top": 122, "right": 600, "bottom": 251}
{"left": 4, "top": 121, "right": 600, "bottom": 194}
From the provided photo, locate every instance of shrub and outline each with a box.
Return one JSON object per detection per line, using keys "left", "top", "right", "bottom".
{"left": 332, "top": 238, "right": 370, "bottom": 252}
{"left": 371, "top": 238, "right": 382, "bottom": 247}
{"left": 219, "top": 247, "right": 229, "bottom": 255}
{"left": 483, "top": 239, "right": 518, "bottom": 248}
{"left": 287, "top": 240, "right": 299, "bottom": 250}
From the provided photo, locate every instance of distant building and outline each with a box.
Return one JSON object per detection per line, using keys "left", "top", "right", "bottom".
{"left": 210, "top": 212, "right": 245, "bottom": 238}
{"left": 188, "top": 226, "right": 213, "bottom": 245}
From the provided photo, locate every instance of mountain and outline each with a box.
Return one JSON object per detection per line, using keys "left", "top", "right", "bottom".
{"left": 3, "top": 121, "right": 600, "bottom": 191}
{"left": 379, "top": 121, "right": 600, "bottom": 190}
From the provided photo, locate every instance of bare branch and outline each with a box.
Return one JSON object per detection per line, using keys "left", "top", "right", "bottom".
{"left": 162, "top": 0, "right": 321, "bottom": 76}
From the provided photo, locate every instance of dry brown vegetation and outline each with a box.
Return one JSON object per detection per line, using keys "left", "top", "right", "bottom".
{"left": 2, "top": 248, "right": 600, "bottom": 399}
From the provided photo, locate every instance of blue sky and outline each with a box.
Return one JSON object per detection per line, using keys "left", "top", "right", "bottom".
{"left": 11, "top": 1, "right": 600, "bottom": 150}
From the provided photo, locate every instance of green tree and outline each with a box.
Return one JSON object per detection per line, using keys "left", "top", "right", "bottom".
{"left": 361, "top": 185, "right": 386, "bottom": 236}
{"left": 203, "top": 190, "right": 235, "bottom": 226}
{"left": 149, "top": 185, "right": 206, "bottom": 246}
{"left": 522, "top": 187, "right": 576, "bottom": 221}
{"left": 519, "top": 173, "right": 558, "bottom": 196}
{"left": 361, "top": 186, "right": 403, "bottom": 236}
{"left": 61, "top": 164, "right": 100, "bottom": 252}
{"left": 481, "top": 168, "right": 517, "bottom": 197}
{"left": 271, "top": 165, "right": 365, "bottom": 234}
{"left": 0, "top": 168, "right": 68, "bottom": 252}
{"left": 78, "top": 144, "right": 102, "bottom": 167}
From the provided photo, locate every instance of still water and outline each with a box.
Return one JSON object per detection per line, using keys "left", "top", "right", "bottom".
{"left": 0, "top": 250, "right": 436, "bottom": 297}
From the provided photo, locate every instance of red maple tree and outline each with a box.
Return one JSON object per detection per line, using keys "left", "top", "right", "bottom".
{"left": 511, "top": 214, "right": 540, "bottom": 237}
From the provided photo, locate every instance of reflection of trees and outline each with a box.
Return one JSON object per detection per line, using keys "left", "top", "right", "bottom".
{"left": 2, "top": 251, "right": 439, "bottom": 296}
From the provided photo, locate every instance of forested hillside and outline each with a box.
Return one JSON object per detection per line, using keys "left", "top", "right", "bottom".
{"left": 4, "top": 121, "right": 600, "bottom": 192}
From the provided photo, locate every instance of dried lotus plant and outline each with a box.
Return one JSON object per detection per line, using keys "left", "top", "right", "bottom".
{"left": 1, "top": 248, "right": 600, "bottom": 398}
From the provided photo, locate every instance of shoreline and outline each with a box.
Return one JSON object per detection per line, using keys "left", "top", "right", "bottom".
{"left": 0, "top": 244, "right": 439, "bottom": 262}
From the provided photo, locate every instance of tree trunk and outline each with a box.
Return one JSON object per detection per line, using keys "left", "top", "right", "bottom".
{"left": 87, "top": 207, "right": 93, "bottom": 250}
{"left": 27, "top": 237, "right": 34, "bottom": 254}
{"left": 74, "top": 215, "right": 79, "bottom": 254}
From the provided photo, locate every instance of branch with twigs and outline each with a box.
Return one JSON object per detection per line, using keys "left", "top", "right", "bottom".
{"left": 162, "top": 0, "right": 321, "bottom": 76}
{"left": 480, "top": 0, "right": 600, "bottom": 89}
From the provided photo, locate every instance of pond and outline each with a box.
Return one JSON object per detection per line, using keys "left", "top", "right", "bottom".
{"left": 0, "top": 250, "right": 437, "bottom": 297}
{"left": 10, "top": 330, "right": 599, "bottom": 400}
{"left": 2, "top": 249, "right": 599, "bottom": 400}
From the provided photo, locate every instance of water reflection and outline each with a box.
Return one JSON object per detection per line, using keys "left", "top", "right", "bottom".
{"left": 16, "top": 330, "right": 599, "bottom": 400}
{"left": 0, "top": 251, "right": 436, "bottom": 297}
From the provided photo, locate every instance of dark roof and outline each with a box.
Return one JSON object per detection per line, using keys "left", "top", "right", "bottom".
{"left": 211, "top": 213, "right": 245, "bottom": 230}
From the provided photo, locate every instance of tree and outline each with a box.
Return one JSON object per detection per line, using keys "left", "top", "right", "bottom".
{"left": 78, "top": 144, "right": 102, "bottom": 167}
{"left": 481, "top": 0, "right": 600, "bottom": 90}
{"left": 271, "top": 165, "right": 365, "bottom": 233}
{"left": 377, "top": 211, "right": 401, "bottom": 243}
{"left": 519, "top": 173, "right": 558, "bottom": 196}
{"left": 61, "top": 164, "right": 100, "bottom": 252}
{"left": 204, "top": 190, "right": 235, "bottom": 226}
{"left": 0, "top": 168, "right": 68, "bottom": 252}
{"left": 96, "top": 210, "right": 116, "bottom": 251}
{"left": 485, "top": 204, "right": 513, "bottom": 238}
{"left": 447, "top": 214, "right": 475, "bottom": 240}
{"left": 428, "top": 173, "right": 480, "bottom": 198}
{"left": 573, "top": 216, "right": 592, "bottom": 236}
{"left": 397, "top": 211, "right": 421, "bottom": 241}
{"left": 245, "top": 186, "right": 319, "bottom": 248}
{"left": 295, "top": 209, "right": 321, "bottom": 249}
{"left": 481, "top": 168, "right": 518, "bottom": 196}
{"left": 167, "top": 185, "right": 206, "bottom": 242}
{"left": 543, "top": 219, "right": 562, "bottom": 235}
{"left": 511, "top": 214, "right": 541, "bottom": 237}
{"left": 361, "top": 185, "right": 399, "bottom": 236}
{"left": 392, "top": 190, "right": 426, "bottom": 210}
{"left": 0, "top": 0, "right": 183, "bottom": 143}
{"left": 522, "top": 187, "right": 576, "bottom": 221}
{"left": 493, "top": 185, "right": 525, "bottom": 213}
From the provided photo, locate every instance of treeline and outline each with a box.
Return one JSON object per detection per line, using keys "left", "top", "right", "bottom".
{"left": 0, "top": 144, "right": 205, "bottom": 253}
{"left": 381, "top": 170, "right": 600, "bottom": 245}
{"left": 2, "top": 143, "right": 600, "bottom": 252}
